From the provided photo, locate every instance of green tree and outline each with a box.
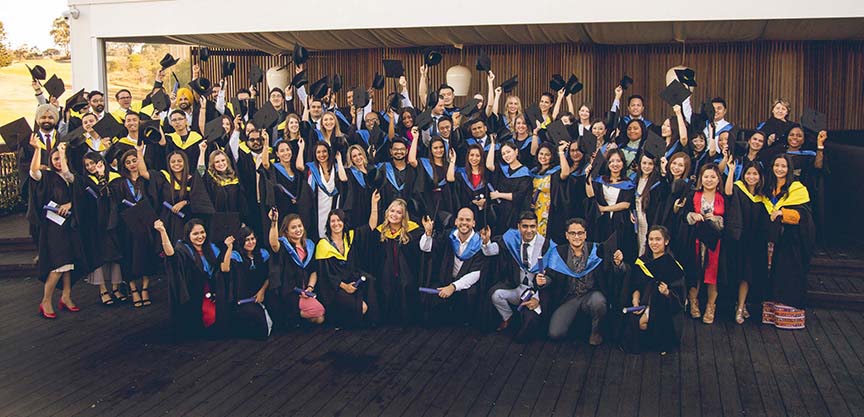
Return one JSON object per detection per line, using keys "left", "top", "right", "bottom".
{"left": 50, "top": 17, "right": 70, "bottom": 56}
{"left": 0, "top": 21, "right": 11, "bottom": 67}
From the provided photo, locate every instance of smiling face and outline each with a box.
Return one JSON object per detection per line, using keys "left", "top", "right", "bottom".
{"left": 322, "top": 113, "right": 337, "bottom": 132}
{"left": 743, "top": 166, "right": 761, "bottom": 187}
{"left": 692, "top": 136, "right": 706, "bottom": 152}
{"left": 169, "top": 113, "right": 188, "bottom": 133}
{"left": 787, "top": 127, "right": 805, "bottom": 149}
{"left": 639, "top": 155, "right": 655, "bottom": 176}
{"left": 439, "top": 87, "right": 454, "bottom": 106}
{"left": 518, "top": 218, "right": 538, "bottom": 242}
{"left": 626, "top": 122, "right": 642, "bottom": 141}
{"left": 221, "top": 117, "right": 232, "bottom": 133}
{"left": 243, "top": 232, "right": 257, "bottom": 252}
{"left": 772, "top": 157, "right": 788, "bottom": 180}
{"left": 188, "top": 224, "right": 207, "bottom": 247}
{"left": 772, "top": 102, "right": 789, "bottom": 120}
{"left": 269, "top": 91, "right": 284, "bottom": 108}
{"left": 123, "top": 154, "right": 138, "bottom": 174}
{"left": 286, "top": 218, "right": 304, "bottom": 242}
{"left": 50, "top": 151, "right": 62, "bottom": 170}
{"left": 514, "top": 117, "right": 528, "bottom": 135}
{"left": 386, "top": 202, "right": 404, "bottom": 225}
{"left": 568, "top": 142, "right": 583, "bottom": 164}
{"left": 467, "top": 148, "right": 482, "bottom": 168}
{"left": 501, "top": 144, "right": 518, "bottom": 165}
{"left": 537, "top": 146, "right": 552, "bottom": 166}
{"left": 669, "top": 155, "right": 686, "bottom": 178}
{"left": 116, "top": 91, "right": 132, "bottom": 109}
{"left": 88, "top": 94, "right": 105, "bottom": 113}
{"left": 647, "top": 229, "right": 668, "bottom": 256}
{"left": 82, "top": 114, "right": 98, "bottom": 133}
{"left": 749, "top": 132, "right": 765, "bottom": 151}
{"left": 315, "top": 145, "right": 329, "bottom": 164}
{"left": 713, "top": 102, "right": 727, "bottom": 121}
{"left": 431, "top": 140, "right": 446, "bottom": 160}
{"left": 276, "top": 142, "right": 292, "bottom": 164}
{"left": 309, "top": 100, "right": 323, "bottom": 119}
{"left": 454, "top": 208, "right": 475, "bottom": 235}
{"left": 287, "top": 117, "right": 300, "bottom": 134}
{"left": 213, "top": 153, "right": 229, "bottom": 173}
{"left": 470, "top": 121, "right": 487, "bottom": 139}
{"left": 84, "top": 158, "right": 99, "bottom": 175}
{"left": 124, "top": 114, "right": 140, "bottom": 133}
{"left": 169, "top": 153, "right": 185, "bottom": 174}
{"left": 176, "top": 95, "right": 190, "bottom": 111}
{"left": 38, "top": 111, "right": 57, "bottom": 131}
{"left": 591, "top": 121, "right": 607, "bottom": 138}
{"left": 506, "top": 96, "right": 520, "bottom": 114}
{"left": 246, "top": 131, "right": 263, "bottom": 152}
{"left": 349, "top": 147, "right": 366, "bottom": 167}
{"left": 401, "top": 111, "right": 414, "bottom": 128}
{"left": 578, "top": 105, "right": 591, "bottom": 122}
{"left": 565, "top": 222, "right": 587, "bottom": 248}
{"left": 661, "top": 118, "right": 672, "bottom": 137}
{"left": 701, "top": 168, "right": 719, "bottom": 191}
{"left": 607, "top": 152, "right": 623, "bottom": 175}
{"left": 628, "top": 97, "right": 644, "bottom": 117}
{"left": 538, "top": 95, "right": 552, "bottom": 112}
{"left": 390, "top": 142, "right": 407, "bottom": 161}
{"left": 328, "top": 213, "right": 344, "bottom": 236}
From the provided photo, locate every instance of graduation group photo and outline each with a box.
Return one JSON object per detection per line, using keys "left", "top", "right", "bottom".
{"left": 1, "top": 1, "right": 864, "bottom": 415}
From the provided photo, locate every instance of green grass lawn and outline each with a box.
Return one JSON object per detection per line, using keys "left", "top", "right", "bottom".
{"left": 0, "top": 59, "right": 72, "bottom": 129}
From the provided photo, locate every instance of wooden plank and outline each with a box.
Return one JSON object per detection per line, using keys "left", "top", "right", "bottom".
{"left": 616, "top": 352, "right": 644, "bottom": 417}
{"left": 528, "top": 342, "right": 578, "bottom": 417}
{"left": 463, "top": 336, "right": 530, "bottom": 416}
{"left": 638, "top": 350, "right": 661, "bottom": 417}
{"left": 678, "top": 318, "right": 702, "bottom": 417}
{"left": 495, "top": 341, "right": 558, "bottom": 417}
{"left": 773, "top": 326, "right": 833, "bottom": 417}
{"left": 726, "top": 322, "right": 767, "bottom": 417}
{"left": 791, "top": 311, "right": 854, "bottom": 417}
{"left": 551, "top": 344, "right": 594, "bottom": 416}
{"left": 442, "top": 333, "right": 516, "bottom": 417}
{"left": 657, "top": 350, "right": 681, "bottom": 417}
{"left": 758, "top": 325, "right": 808, "bottom": 417}
{"left": 711, "top": 323, "right": 743, "bottom": 417}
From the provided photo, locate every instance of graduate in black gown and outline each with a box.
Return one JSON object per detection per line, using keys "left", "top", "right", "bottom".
{"left": 315, "top": 209, "right": 378, "bottom": 327}
{"left": 527, "top": 142, "right": 572, "bottom": 244}
{"left": 620, "top": 226, "right": 686, "bottom": 354}
{"left": 73, "top": 152, "right": 124, "bottom": 305}
{"left": 296, "top": 139, "right": 346, "bottom": 241}
{"left": 585, "top": 149, "right": 637, "bottom": 261}
{"left": 418, "top": 208, "right": 488, "bottom": 326}
{"left": 269, "top": 140, "right": 314, "bottom": 229}
{"left": 220, "top": 226, "right": 273, "bottom": 340}
{"left": 486, "top": 140, "right": 533, "bottom": 234}
{"left": 139, "top": 149, "right": 215, "bottom": 241}
{"left": 267, "top": 209, "right": 326, "bottom": 327}
{"left": 27, "top": 139, "right": 83, "bottom": 318}
{"left": 370, "top": 137, "right": 419, "bottom": 221}
{"left": 341, "top": 144, "right": 376, "bottom": 229}
{"left": 202, "top": 148, "right": 248, "bottom": 220}
{"left": 761, "top": 154, "right": 815, "bottom": 330}
{"left": 367, "top": 191, "right": 424, "bottom": 325}
{"left": 565, "top": 141, "right": 590, "bottom": 223}
{"left": 157, "top": 218, "right": 228, "bottom": 339}
{"left": 410, "top": 133, "right": 457, "bottom": 229}
{"left": 110, "top": 148, "right": 161, "bottom": 307}
{"left": 235, "top": 126, "right": 272, "bottom": 239}
{"left": 447, "top": 144, "right": 494, "bottom": 229}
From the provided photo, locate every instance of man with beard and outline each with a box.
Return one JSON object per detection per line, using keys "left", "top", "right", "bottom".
{"left": 371, "top": 136, "right": 417, "bottom": 219}
{"left": 235, "top": 127, "right": 271, "bottom": 237}
{"left": 88, "top": 91, "right": 107, "bottom": 120}
{"left": 350, "top": 111, "right": 390, "bottom": 165}
{"left": 165, "top": 109, "right": 205, "bottom": 166}
{"left": 17, "top": 104, "right": 62, "bottom": 242}
{"left": 419, "top": 208, "right": 488, "bottom": 325}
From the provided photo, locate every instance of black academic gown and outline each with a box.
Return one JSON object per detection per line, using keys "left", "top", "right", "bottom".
{"left": 108, "top": 176, "right": 161, "bottom": 279}
{"left": 368, "top": 223, "right": 424, "bottom": 325}
{"left": 725, "top": 183, "right": 769, "bottom": 300}
{"left": 71, "top": 172, "right": 123, "bottom": 276}
{"left": 371, "top": 161, "right": 419, "bottom": 221}
{"left": 27, "top": 170, "right": 85, "bottom": 284}
{"left": 110, "top": 137, "right": 166, "bottom": 172}
{"left": 620, "top": 253, "right": 686, "bottom": 354}
{"left": 587, "top": 179, "right": 638, "bottom": 261}
{"left": 164, "top": 131, "right": 205, "bottom": 169}
{"left": 489, "top": 164, "right": 532, "bottom": 234}
{"left": 268, "top": 237, "right": 318, "bottom": 328}
{"left": 225, "top": 248, "right": 272, "bottom": 340}
{"left": 413, "top": 159, "right": 457, "bottom": 228}
{"left": 301, "top": 162, "right": 345, "bottom": 241}
{"left": 655, "top": 178, "right": 691, "bottom": 260}
{"left": 451, "top": 168, "right": 495, "bottom": 229}
{"left": 766, "top": 183, "right": 815, "bottom": 308}
{"left": 342, "top": 166, "right": 375, "bottom": 229}
{"left": 315, "top": 228, "right": 379, "bottom": 327}
{"left": 530, "top": 166, "right": 570, "bottom": 245}
{"left": 150, "top": 170, "right": 216, "bottom": 242}
{"left": 349, "top": 127, "right": 391, "bottom": 165}
{"left": 235, "top": 145, "right": 272, "bottom": 238}
{"left": 268, "top": 162, "right": 314, "bottom": 231}
{"left": 166, "top": 241, "right": 228, "bottom": 340}
{"left": 422, "top": 230, "right": 488, "bottom": 326}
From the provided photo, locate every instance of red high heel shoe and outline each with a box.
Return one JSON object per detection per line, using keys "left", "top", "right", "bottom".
{"left": 58, "top": 300, "right": 81, "bottom": 312}
{"left": 40, "top": 304, "right": 57, "bottom": 319}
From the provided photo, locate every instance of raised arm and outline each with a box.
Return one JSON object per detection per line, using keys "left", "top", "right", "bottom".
{"left": 815, "top": 131, "right": 827, "bottom": 169}
{"left": 388, "top": 109, "right": 397, "bottom": 140}
{"left": 446, "top": 147, "right": 457, "bottom": 183}
{"left": 552, "top": 89, "right": 565, "bottom": 120}
{"left": 28, "top": 134, "right": 43, "bottom": 181}
{"left": 154, "top": 220, "right": 174, "bottom": 257}
{"left": 558, "top": 142, "right": 571, "bottom": 180}
{"left": 335, "top": 151, "right": 348, "bottom": 182}
{"left": 220, "top": 236, "right": 234, "bottom": 272}
{"left": 295, "top": 137, "right": 306, "bottom": 172}
{"left": 485, "top": 71, "right": 495, "bottom": 117}
{"left": 485, "top": 136, "right": 496, "bottom": 172}
{"left": 57, "top": 143, "right": 73, "bottom": 183}
{"left": 198, "top": 96, "right": 207, "bottom": 134}
{"left": 674, "top": 105, "right": 688, "bottom": 147}
{"left": 136, "top": 144, "right": 151, "bottom": 180}
{"left": 566, "top": 94, "right": 574, "bottom": 115}
{"left": 369, "top": 190, "right": 380, "bottom": 230}
{"left": 418, "top": 65, "right": 429, "bottom": 110}
{"left": 268, "top": 208, "right": 280, "bottom": 253}
{"left": 530, "top": 123, "right": 541, "bottom": 156}
{"left": 261, "top": 130, "right": 271, "bottom": 169}
{"left": 491, "top": 87, "right": 502, "bottom": 116}
{"left": 724, "top": 159, "right": 736, "bottom": 196}
{"left": 407, "top": 126, "right": 420, "bottom": 168}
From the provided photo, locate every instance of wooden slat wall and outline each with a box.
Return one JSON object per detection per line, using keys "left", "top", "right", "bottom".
{"left": 196, "top": 41, "right": 864, "bottom": 130}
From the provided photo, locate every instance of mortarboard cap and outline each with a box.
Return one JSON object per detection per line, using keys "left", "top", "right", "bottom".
{"left": 203, "top": 118, "right": 227, "bottom": 143}
{"left": 383, "top": 60, "right": 405, "bottom": 78}
{"left": 565, "top": 74, "right": 583, "bottom": 95}
{"left": 290, "top": 70, "right": 308, "bottom": 88}
{"left": 160, "top": 53, "right": 179, "bottom": 70}
{"left": 549, "top": 74, "right": 566, "bottom": 92}
{"left": 221, "top": 61, "right": 236, "bottom": 78}
{"left": 332, "top": 74, "right": 343, "bottom": 93}
{"left": 476, "top": 51, "right": 491, "bottom": 72}
{"left": 524, "top": 104, "right": 543, "bottom": 128}
{"left": 500, "top": 75, "right": 518, "bottom": 94}
{"left": 0, "top": 117, "right": 32, "bottom": 151}
{"left": 140, "top": 120, "right": 162, "bottom": 145}
{"left": 423, "top": 48, "right": 443, "bottom": 67}
{"left": 65, "top": 88, "right": 88, "bottom": 112}
{"left": 27, "top": 65, "right": 47, "bottom": 81}
{"left": 151, "top": 90, "right": 171, "bottom": 112}
{"left": 252, "top": 102, "right": 279, "bottom": 130}
{"left": 92, "top": 113, "right": 125, "bottom": 139}
{"left": 352, "top": 87, "right": 370, "bottom": 108}
{"left": 426, "top": 91, "right": 439, "bottom": 109}
{"left": 659, "top": 80, "right": 691, "bottom": 106}
{"left": 700, "top": 101, "right": 716, "bottom": 124}
{"left": 371, "top": 73, "right": 385, "bottom": 90}
{"left": 387, "top": 92, "right": 402, "bottom": 111}
{"left": 589, "top": 151, "right": 606, "bottom": 178}
{"left": 248, "top": 65, "right": 264, "bottom": 85}
{"left": 309, "top": 76, "right": 330, "bottom": 100}
{"left": 620, "top": 75, "right": 634, "bottom": 90}
{"left": 458, "top": 98, "right": 480, "bottom": 117}
{"left": 643, "top": 130, "right": 666, "bottom": 160}
{"left": 59, "top": 126, "right": 86, "bottom": 147}
{"left": 209, "top": 212, "right": 242, "bottom": 244}
{"left": 188, "top": 77, "right": 212, "bottom": 96}
{"left": 674, "top": 68, "right": 697, "bottom": 88}
{"left": 546, "top": 120, "right": 571, "bottom": 143}
{"left": 801, "top": 107, "right": 827, "bottom": 133}
{"left": 486, "top": 113, "right": 500, "bottom": 135}
{"left": 198, "top": 47, "right": 210, "bottom": 62}
{"left": 43, "top": 75, "right": 65, "bottom": 99}
{"left": 121, "top": 200, "right": 159, "bottom": 237}
{"left": 602, "top": 231, "right": 619, "bottom": 261}
{"left": 293, "top": 44, "right": 308, "bottom": 65}
{"left": 578, "top": 131, "right": 598, "bottom": 156}
{"left": 414, "top": 110, "right": 433, "bottom": 131}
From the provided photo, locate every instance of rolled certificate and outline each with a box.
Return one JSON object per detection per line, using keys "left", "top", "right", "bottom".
{"left": 163, "top": 201, "right": 186, "bottom": 218}
{"left": 537, "top": 256, "right": 544, "bottom": 274}
{"left": 351, "top": 276, "right": 367, "bottom": 287}
{"left": 517, "top": 289, "right": 536, "bottom": 312}
{"left": 622, "top": 306, "right": 647, "bottom": 314}
{"left": 42, "top": 205, "right": 71, "bottom": 215}
{"left": 293, "top": 287, "right": 317, "bottom": 298}
{"left": 277, "top": 184, "right": 297, "bottom": 200}
{"left": 122, "top": 199, "right": 136, "bottom": 207}
{"left": 86, "top": 187, "right": 99, "bottom": 198}
{"left": 237, "top": 296, "right": 257, "bottom": 305}
{"left": 418, "top": 287, "right": 440, "bottom": 295}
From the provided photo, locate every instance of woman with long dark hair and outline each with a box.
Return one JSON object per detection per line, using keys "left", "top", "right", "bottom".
{"left": 632, "top": 153, "right": 664, "bottom": 256}
{"left": 656, "top": 152, "right": 692, "bottom": 259}
{"left": 269, "top": 140, "right": 313, "bottom": 229}
{"left": 528, "top": 141, "right": 571, "bottom": 242}
{"left": 220, "top": 226, "right": 273, "bottom": 339}
{"left": 585, "top": 149, "right": 637, "bottom": 261}
{"left": 296, "top": 139, "right": 346, "bottom": 240}
{"left": 28, "top": 138, "right": 82, "bottom": 318}
{"left": 409, "top": 134, "right": 456, "bottom": 229}
{"left": 724, "top": 160, "right": 768, "bottom": 324}
{"left": 487, "top": 139, "right": 532, "bottom": 233}
{"left": 74, "top": 152, "right": 124, "bottom": 305}
{"left": 156, "top": 218, "right": 228, "bottom": 339}
{"left": 761, "top": 154, "right": 815, "bottom": 329}
{"left": 447, "top": 144, "right": 492, "bottom": 227}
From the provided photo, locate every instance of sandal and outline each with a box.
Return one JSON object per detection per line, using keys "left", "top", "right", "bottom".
{"left": 131, "top": 289, "right": 143, "bottom": 308}
{"left": 735, "top": 306, "right": 745, "bottom": 325}
{"left": 100, "top": 291, "right": 115, "bottom": 306}
{"left": 113, "top": 288, "right": 128, "bottom": 302}
{"left": 141, "top": 287, "right": 151, "bottom": 306}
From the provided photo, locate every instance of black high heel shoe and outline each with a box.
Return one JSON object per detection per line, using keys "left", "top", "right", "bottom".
{"left": 130, "top": 289, "right": 143, "bottom": 308}
{"left": 100, "top": 291, "right": 115, "bottom": 306}
{"left": 112, "top": 288, "right": 127, "bottom": 302}
{"left": 141, "top": 287, "right": 151, "bottom": 306}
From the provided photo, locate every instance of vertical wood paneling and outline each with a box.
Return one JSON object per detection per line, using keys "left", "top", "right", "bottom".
{"left": 195, "top": 41, "right": 864, "bottom": 130}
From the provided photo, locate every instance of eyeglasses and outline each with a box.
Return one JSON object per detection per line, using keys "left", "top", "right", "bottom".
{"left": 566, "top": 231, "right": 586, "bottom": 236}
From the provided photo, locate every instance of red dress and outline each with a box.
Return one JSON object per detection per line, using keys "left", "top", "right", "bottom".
{"left": 693, "top": 191, "right": 725, "bottom": 285}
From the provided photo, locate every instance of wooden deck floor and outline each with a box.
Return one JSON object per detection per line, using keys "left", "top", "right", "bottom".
{"left": 2, "top": 277, "right": 864, "bottom": 417}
